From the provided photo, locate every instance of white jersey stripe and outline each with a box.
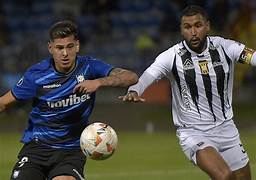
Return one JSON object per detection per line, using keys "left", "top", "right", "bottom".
{"left": 148, "top": 36, "right": 245, "bottom": 130}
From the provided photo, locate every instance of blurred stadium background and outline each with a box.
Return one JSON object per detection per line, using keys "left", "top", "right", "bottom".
{"left": 0, "top": 0, "right": 256, "bottom": 179}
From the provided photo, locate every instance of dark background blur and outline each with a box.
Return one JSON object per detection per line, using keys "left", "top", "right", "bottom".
{"left": 0, "top": 0, "right": 256, "bottom": 132}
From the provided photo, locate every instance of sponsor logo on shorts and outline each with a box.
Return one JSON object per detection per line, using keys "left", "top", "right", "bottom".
{"left": 239, "top": 144, "right": 246, "bottom": 153}
{"left": 12, "top": 170, "right": 20, "bottom": 179}
{"left": 197, "top": 142, "right": 204, "bottom": 147}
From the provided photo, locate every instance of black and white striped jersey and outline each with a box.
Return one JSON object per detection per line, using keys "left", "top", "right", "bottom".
{"left": 146, "top": 36, "right": 246, "bottom": 130}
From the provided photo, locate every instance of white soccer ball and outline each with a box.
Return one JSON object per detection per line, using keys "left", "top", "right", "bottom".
{"left": 80, "top": 122, "right": 118, "bottom": 160}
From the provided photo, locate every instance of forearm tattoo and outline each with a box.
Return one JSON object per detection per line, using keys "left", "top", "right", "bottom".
{"left": 98, "top": 68, "right": 135, "bottom": 87}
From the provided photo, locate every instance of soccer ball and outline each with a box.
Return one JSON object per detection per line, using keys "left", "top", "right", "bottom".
{"left": 80, "top": 122, "right": 118, "bottom": 160}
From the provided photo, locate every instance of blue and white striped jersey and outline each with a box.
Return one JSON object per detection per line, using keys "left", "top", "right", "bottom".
{"left": 12, "top": 56, "right": 113, "bottom": 149}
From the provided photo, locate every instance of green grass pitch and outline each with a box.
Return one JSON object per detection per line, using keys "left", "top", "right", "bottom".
{"left": 0, "top": 131, "right": 255, "bottom": 180}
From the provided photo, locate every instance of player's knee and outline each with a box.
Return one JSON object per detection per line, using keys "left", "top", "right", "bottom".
{"left": 222, "top": 169, "right": 233, "bottom": 180}
{"left": 52, "top": 175, "right": 76, "bottom": 180}
{"left": 213, "top": 169, "right": 232, "bottom": 180}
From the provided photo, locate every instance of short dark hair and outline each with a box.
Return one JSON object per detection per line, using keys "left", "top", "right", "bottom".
{"left": 180, "top": 5, "right": 209, "bottom": 21}
{"left": 49, "top": 20, "right": 78, "bottom": 41}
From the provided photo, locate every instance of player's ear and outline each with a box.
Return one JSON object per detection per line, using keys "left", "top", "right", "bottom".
{"left": 206, "top": 20, "right": 210, "bottom": 32}
{"left": 48, "top": 41, "right": 53, "bottom": 54}
{"left": 76, "top": 40, "right": 80, "bottom": 53}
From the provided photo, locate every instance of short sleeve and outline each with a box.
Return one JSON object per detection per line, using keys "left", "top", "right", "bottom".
{"left": 220, "top": 38, "right": 245, "bottom": 62}
{"left": 12, "top": 70, "right": 37, "bottom": 100}
{"left": 89, "top": 58, "right": 114, "bottom": 78}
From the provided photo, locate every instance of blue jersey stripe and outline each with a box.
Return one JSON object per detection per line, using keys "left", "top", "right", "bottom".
{"left": 35, "top": 72, "right": 56, "bottom": 83}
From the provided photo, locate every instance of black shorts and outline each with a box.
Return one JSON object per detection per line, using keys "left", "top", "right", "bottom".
{"left": 10, "top": 140, "right": 86, "bottom": 180}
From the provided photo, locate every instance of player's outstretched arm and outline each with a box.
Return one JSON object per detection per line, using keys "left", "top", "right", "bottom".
{"left": 119, "top": 71, "right": 157, "bottom": 103}
{"left": 73, "top": 68, "right": 138, "bottom": 94}
{"left": 0, "top": 91, "right": 17, "bottom": 112}
{"left": 99, "top": 68, "right": 138, "bottom": 87}
{"left": 249, "top": 50, "right": 256, "bottom": 66}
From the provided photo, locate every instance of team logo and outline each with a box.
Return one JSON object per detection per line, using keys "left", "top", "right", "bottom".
{"left": 76, "top": 74, "right": 85, "bottom": 83}
{"left": 239, "top": 144, "right": 246, "bottom": 153}
{"left": 197, "top": 142, "right": 204, "bottom": 147}
{"left": 178, "top": 48, "right": 187, "bottom": 56}
{"left": 183, "top": 58, "right": 194, "bottom": 70}
{"left": 16, "top": 77, "right": 24, "bottom": 86}
{"left": 12, "top": 170, "right": 20, "bottom": 179}
{"left": 198, "top": 60, "right": 209, "bottom": 75}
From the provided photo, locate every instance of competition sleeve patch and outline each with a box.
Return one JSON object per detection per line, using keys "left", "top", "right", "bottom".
{"left": 238, "top": 47, "right": 255, "bottom": 64}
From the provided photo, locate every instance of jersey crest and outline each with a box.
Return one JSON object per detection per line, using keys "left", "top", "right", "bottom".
{"left": 76, "top": 74, "right": 85, "bottom": 83}
{"left": 198, "top": 60, "right": 209, "bottom": 75}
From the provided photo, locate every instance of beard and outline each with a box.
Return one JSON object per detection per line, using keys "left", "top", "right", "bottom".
{"left": 186, "top": 36, "right": 207, "bottom": 54}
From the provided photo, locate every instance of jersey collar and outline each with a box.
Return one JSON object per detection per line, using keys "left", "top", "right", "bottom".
{"left": 51, "top": 57, "right": 78, "bottom": 76}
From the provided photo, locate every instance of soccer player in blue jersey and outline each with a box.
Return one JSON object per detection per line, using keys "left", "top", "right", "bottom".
{"left": 120, "top": 5, "right": 254, "bottom": 180}
{"left": 0, "top": 20, "right": 138, "bottom": 180}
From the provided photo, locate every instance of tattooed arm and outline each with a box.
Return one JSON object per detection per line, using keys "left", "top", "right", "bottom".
{"left": 0, "top": 91, "right": 17, "bottom": 112}
{"left": 98, "top": 68, "right": 138, "bottom": 87}
{"left": 73, "top": 68, "right": 138, "bottom": 94}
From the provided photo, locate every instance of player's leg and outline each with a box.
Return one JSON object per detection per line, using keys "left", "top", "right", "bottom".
{"left": 10, "top": 143, "right": 46, "bottom": 180}
{"left": 52, "top": 175, "right": 76, "bottom": 180}
{"left": 10, "top": 164, "right": 46, "bottom": 180}
{"left": 232, "top": 163, "right": 251, "bottom": 180}
{"left": 178, "top": 131, "right": 232, "bottom": 180}
{"left": 48, "top": 149, "right": 86, "bottom": 180}
{"left": 220, "top": 143, "right": 251, "bottom": 180}
{"left": 218, "top": 121, "right": 251, "bottom": 180}
{"left": 196, "top": 146, "right": 232, "bottom": 180}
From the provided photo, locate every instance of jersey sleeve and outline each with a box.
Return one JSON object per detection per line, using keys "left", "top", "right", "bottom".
{"left": 145, "top": 48, "right": 174, "bottom": 79}
{"left": 11, "top": 69, "right": 37, "bottom": 100}
{"left": 89, "top": 58, "right": 114, "bottom": 78}
{"left": 220, "top": 37, "right": 256, "bottom": 65}
{"left": 220, "top": 38, "right": 245, "bottom": 62}
{"left": 250, "top": 51, "right": 256, "bottom": 66}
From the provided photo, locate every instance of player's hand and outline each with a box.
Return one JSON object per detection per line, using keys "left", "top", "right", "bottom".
{"left": 73, "top": 80, "right": 101, "bottom": 94}
{"left": 118, "top": 91, "right": 145, "bottom": 102}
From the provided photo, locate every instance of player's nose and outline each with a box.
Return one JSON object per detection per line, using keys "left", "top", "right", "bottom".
{"left": 191, "top": 27, "right": 197, "bottom": 36}
{"left": 62, "top": 48, "right": 68, "bottom": 56}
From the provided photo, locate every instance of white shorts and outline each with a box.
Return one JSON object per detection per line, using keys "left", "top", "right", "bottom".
{"left": 176, "top": 120, "right": 249, "bottom": 171}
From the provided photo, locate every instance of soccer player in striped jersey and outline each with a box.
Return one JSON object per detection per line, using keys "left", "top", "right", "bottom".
{"left": 0, "top": 20, "right": 138, "bottom": 180}
{"left": 120, "top": 5, "right": 255, "bottom": 180}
